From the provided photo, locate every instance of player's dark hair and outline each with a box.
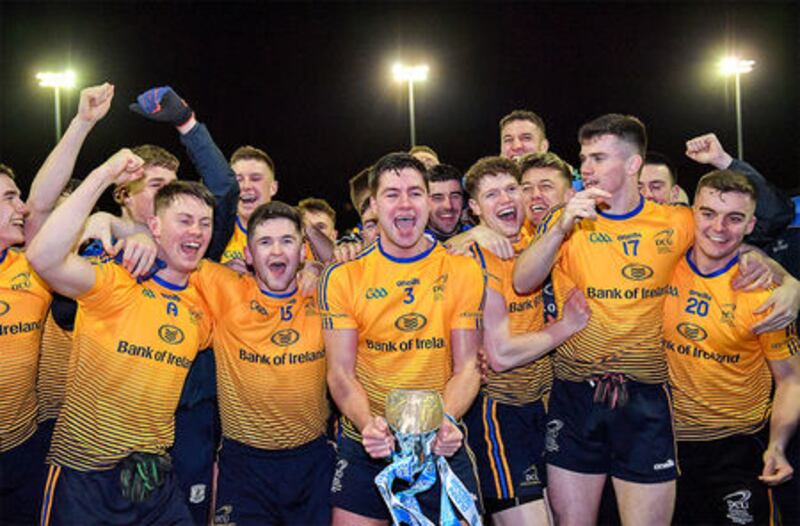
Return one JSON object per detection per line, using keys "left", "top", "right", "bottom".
{"left": 153, "top": 181, "right": 215, "bottom": 215}
{"left": 230, "top": 145, "right": 276, "bottom": 176}
{"left": 298, "top": 197, "right": 336, "bottom": 225}
{"left": 132, "top": 144, "right": 180, "bottom": 173}
{"left": 464, "top": 156, "right": 520, "bottom": 199}
{"left": 696, "top": 170, "right": 757, "bottom": 201}
{"left": 578, "top": 114, "right": 647, "bottom": 156}
{"left": 0, "top": 163, "right": 16, "bottom": 180}
{"left": 518, "top": 152, "right": 573, "bottom": 186}
{"left": 348, "top": 167, "right": 371, "bottom": 214}
{"left": 644, "top": 151, "right": 678, "bottom": 185}
{"left": 426, "top": 164, "right": 462, "bottom": 185}
{"left": 247, "top": 200, "right": 302, "bottom": 238}
{"left": 369, "top": 153, "right": 428, "bottom": 196}
{"left": 499, "top": 110, "right": 547, "bottom": 137}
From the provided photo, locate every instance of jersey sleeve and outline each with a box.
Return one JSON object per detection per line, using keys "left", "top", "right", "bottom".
{"left": 318, "top": 263, "right": 357, "bottom": 330}
{"left": 469, "top": 244, "right": 502, "bottom": 295}
{"left": 190, "top": 260, "right": 240, "bottom": 318}
{"left": 450, "top": 256, "right": 485, "bottom": 330}
{"left": 76, "top": 260, "right": 122, "bottom": 309}
{"left": 745, "top": 290, "right": 800, "bottom": 361}
{"left": 535, "top": 206, "right": 569, "bottom": 266}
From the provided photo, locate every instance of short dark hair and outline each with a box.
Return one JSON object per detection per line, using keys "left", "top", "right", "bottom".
{"left": 464, "top": 156, "right": 520, "bottom": 199}
{"left": 153, "top": 181, "right": 215, "bottom": 215}
{"left": 369, "top": 153, "right": 427, "bottom": 196}
{"left": 578, "top": 114, "right": 647, "bottom": 156}
{"left": 348, "top": 167, "right": 371, "bottom": 214}
{"left": 426, "top": 163, "right": 462, "bottom": 185}
{"left": 696, "top": 170, "right": 757, "bottom": 202}
{"left": 499, "top": 110, "right": 546, "bottom": 137}
{"left": 230, "top": 145, "right": 276, "bottom": 175}
{"left": 409, "top": 145, "right": 439, "bottom": 159}
{"left": 0, "top": 163, "right": 15, "bottom": 180}
{"left": 644, "top": 151, "right": 678, "bottom": 185}
{"left": 298, "top": 197, "right": 336, "bottom": 225}
{"left": 131, "top": 144, "right": 180, "bottom": 173}
{"left": 247, "top": 200, "right": 302, "bottom": 238}
{"left": 518, "top": 152, "right": 573, "bottom": 186}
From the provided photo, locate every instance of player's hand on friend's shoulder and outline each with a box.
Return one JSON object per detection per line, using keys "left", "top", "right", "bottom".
{"left": 685, "top": 133, "right": 733, "bottom": 170}
{"left": 333, "top": 240, "right": 363, "bottom": 263}
{"left": 447, "top": 225, "right": 514, "bottom": 260}
{"left": 117, "top": 232, "right": 158, "bottom": 279}
{"left": 77, "top": 82, "right": 114, "bottom": 124}
{"left": 362, "top": 415, "right": 395, "bottom": 459}
{"left": 224, "top": 258, "right": 250, "bottom": 274}
{"left": 752, "top": 277, "right": 800, "bottom": 334}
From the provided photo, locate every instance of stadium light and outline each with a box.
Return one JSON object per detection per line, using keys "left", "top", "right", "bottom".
{"left": 718, "top": 57, "right": 754, "bottom": 159}
{"left": 393, "top": 63, "right": 429, "bottom": 147}
{"left": 36, "top": 70, "right": 77, "bottom": 143}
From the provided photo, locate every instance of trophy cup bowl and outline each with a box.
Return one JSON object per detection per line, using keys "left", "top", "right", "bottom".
{"left": 385, "top": 389, "right": 444, "bottom": 435}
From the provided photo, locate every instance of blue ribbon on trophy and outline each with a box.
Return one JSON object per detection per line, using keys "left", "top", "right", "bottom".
{"left": 375, "top": 389, "right": 481, "bottom": 526}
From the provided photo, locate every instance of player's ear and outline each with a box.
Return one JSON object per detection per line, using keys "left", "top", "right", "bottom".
{"left": 244, "top": 243, "right": 254, "bottom": 266}
{"left": 468, "top": 198, "right": 481, "bottom": 219}
{"left": 541, "top": 138, "right": 550, "bottom": 153}
{"left": 269, "top": 179, "right": 278, "bottom": 199}
{"left": 147, "top": 215, "right": 161, "bottom": 240}
{"left": 626, "top": 154, "right": 643, "bottom": 176}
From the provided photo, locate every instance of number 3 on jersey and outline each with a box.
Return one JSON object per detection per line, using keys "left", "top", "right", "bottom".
{"left": 403, "top": 287, "right": 415, "bottom": 304}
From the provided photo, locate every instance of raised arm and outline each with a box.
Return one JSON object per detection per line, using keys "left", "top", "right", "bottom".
{"left": 130, "top": 86, "right": 238, "bottom": 262}
{"left": 25, "top": 83, "right": 114, "bottom": 241}
{"left": 686, "top": 133, "right": 794, "bottom": 243}
{"left": 27, "top": 150, "right": 144, "bottom": 298}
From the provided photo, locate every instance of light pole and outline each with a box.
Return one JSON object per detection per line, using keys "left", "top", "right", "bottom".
{"left": 393, "top": 63, "right": 429, "bottom": 148}
{"left": 718, "top": 57, "right": 754, "bottom": 160}
{"left": 36, "top": 70, "right": 76, "bottom": 144}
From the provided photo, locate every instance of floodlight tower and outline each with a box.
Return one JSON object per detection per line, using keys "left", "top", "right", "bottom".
{"left": 718, "top": 57, "right": 754, "bottom": 159}
{"left": 393, "top": 63, "right": 429, "bottom": 148}
{"left": 36, "top": 70, "right": 77, "bottom": 143}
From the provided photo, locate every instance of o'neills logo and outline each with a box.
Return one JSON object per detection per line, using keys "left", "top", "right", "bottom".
{"left": 395, "top": 313, "right": 427, "bottom": 332}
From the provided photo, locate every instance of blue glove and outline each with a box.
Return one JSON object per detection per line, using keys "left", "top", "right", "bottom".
{"left": 129, "top": 86, "right": 193, "bottom": 127}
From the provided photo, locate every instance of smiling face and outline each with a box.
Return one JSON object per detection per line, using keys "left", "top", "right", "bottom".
{"left": 149, "top": 195, "right": 213, "bottom": 278}
{"left": 500, "top": 119, "right": 549, "bottom": 160}
{"left": 579, "top": 134, "right": 640, "bottom": 197}
{"left": 520, "top": 167, "right": 574, "bottom": 227}
{"left": 371, "top": 167, "right": 430, "bottom": 257}
{"left": 232, "top": 158, "right": 278, "bottom": 222}
{"left": 0, "top": 175, "right": 28, "bottom": 249}
{"left": 692, "top": 186, "right": 756, "bottom": 271}
{"left": 246, "top": 217, "right": 304, "bottom": 294}
{"left": 469, "top": 173, "right": 524, "bottom": 240}
{"left": 427, "top": 179, "right": 464, "bottom": 235}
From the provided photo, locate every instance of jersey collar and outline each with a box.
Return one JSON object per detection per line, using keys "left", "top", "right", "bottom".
{"left": 685, "top": 246, "right": 739, "bottom": 278}
{"left": 236, "top": 216, "right": 248, "bottom": 235}
{"left": 152, "top": 273, "right": 188, "bottom": 291}
{"left": 378, "top": 236, "right": 437, "bottom": 264}
{"left": 598, "top": 194, "right": 644, "bottom": 221}
{"left": 260, "top": 286, "right": 298, "bottom": 299}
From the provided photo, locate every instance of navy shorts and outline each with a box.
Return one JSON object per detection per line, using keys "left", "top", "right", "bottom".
{"left": 544, "top": 378, "right": 678, "bottom": 483}
{"left": 674, "top": 431, "right": 778, "bottom": 526}
{"left": 464, "top": 394, "right": 547, "bottom": 513}
{"left": 40, "top": 462, "right": 191, "bottom": 526}
{"left": 0, "top": 424, "right": 49, "bottom": 526}
{"left": 214, "top": 436, "right": 335, "bottom": 526}
{"left": 330, "top": 431, "right": 482, "bottom": 522}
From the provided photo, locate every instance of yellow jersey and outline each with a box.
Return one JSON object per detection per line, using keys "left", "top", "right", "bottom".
{"left": 538, "top": 197, "right": 693, "bottom": 383}
{"left": 192, "top": 260, "right": 328, "bottom": 450}
{"left": 48, "top": 262, "right": 211, "bottom": 471}
{"left": 220, "top": 216, "right": 248, "bottom": 264}
{"left": 0, "top": 249, "right": 52, "bottom": 452}
{"left": 471, "top": 232, "right": 552, "bottom": 405}
{"left": 664, "top": 250, "right": 800, "bottom": 441}
{"left": 319, "top": 239, "right": 485, "bottom": 440}
{"left": 36, "top": 311, "right": 73, "bottom": 423}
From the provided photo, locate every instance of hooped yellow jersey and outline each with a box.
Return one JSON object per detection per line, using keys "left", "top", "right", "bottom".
{"left": 192, "top": 260, "right": 328, "bottom": 450}
{"left": 319, "top": 239, "right": 485, "bottom": 441}
{"left": 36, "top": 311, "right": 73, "bottom": 423}
{"left": 0, "top": 249, "right": 52, "bottom": 452}
{"left": 664, "top": 251, "right": 800, "bottom": 441}
{"left": 220, "top": 216, "right": 248, "bottom": 264}
{"left": 538, "top": 197, "right": 693, "bottom": 383}
{"left": 471, "top": 232, "right": 552, "bottom": 405}
{"left": 48, "top": 262, "right": 211, "bottom": 471}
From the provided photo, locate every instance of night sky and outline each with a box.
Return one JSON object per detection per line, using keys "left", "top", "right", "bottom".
{"left": 1, "top": 1, "right": 797, "bottom": 229}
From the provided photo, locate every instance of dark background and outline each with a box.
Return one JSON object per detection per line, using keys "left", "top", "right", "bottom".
{"left": 1, "top": 1, "right": 798, "bottom": 229}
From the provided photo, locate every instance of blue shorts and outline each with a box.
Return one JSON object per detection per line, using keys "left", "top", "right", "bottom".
{"left": 214, "top": 435, "right": 335, "bottom": 526}
{"left": 0, "top": 424, "right": 49, "bottom": 526}
{"left": 545, "top": 378, "right": 678, "bottom": 483}
{"left": 172, "top": 396, "right": 219, "bottom": 526}
{"left": 464, "top": 394, "right": 547, "bottom": 513}
{"left": 40, "top": 463, "right": 191, "bottom": 526}
{"left": 330, "top": 431, "right": 482, "bottom": 522}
